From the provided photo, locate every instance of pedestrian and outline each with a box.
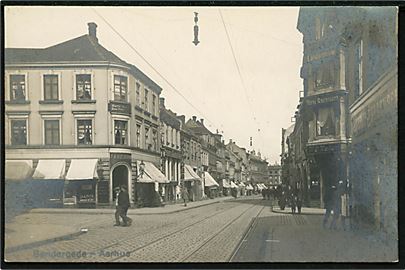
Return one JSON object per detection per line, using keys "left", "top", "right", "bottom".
{"left": 323, "top": 185, "right": 336, "bottom": 229}
{"left": 114, "top": 187, "right": 121, "bottom": 226}
{"left": 296, "top": 194, "right": 302, "bottom": 214}
{"left": 330, "top": 180, "right": 344, "bottom": 230}
{"left": 115, "top": 185, "right": 132, "bottom": 227}
{"left": 290, "top": 192, "right": 296, "bottom": 214}
{"left": 181, "top": 186, "right": 189, "bottom": 206}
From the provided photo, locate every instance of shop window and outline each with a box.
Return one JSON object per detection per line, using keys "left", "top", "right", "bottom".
{"left": 10, "top": 75, "right": 26, "bottom": 101}
{"left": 152, "top": 129, "right": 158, "bottom": 151}
{"left": 354, "top": 39, "right": 364, "bottom": 97}
{"left": 44, "top": 75, "right": 59, "bottom": 100}
{"left": 44, "top": 119, "right": 60, "bottom": 145}
{"left": 114, "top": 120, "right": 128, "bottom": 145}
{"left": 77, "top": 119, "right": 92, "bottom": 145}
{"left": 76, "top": 74, "right": 92, "bottom": 100}
{"left": 316, "top": 108, "right": 336, "bottom": 136}
{"left": 11, "top": 119, "right": 27, "bottom": 145}
{"left": 113, "top": 75, "right": 127, "bottom": 102}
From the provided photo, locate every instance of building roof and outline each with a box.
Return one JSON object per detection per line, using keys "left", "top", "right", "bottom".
{"left": 5, "top": 29, "right": 162, "bottom": 93}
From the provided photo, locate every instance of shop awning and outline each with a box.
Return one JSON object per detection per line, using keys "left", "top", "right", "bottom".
{"left": 138, "top": 161, "right": 170, "bottom": 184}
{"left": 5, "top": 160, "right": 33, "bottom": 181}
{"left": 184, "top": 164, "right": 201, "bottom": 181}
{"left": 222, "top": 179, "right": 230, "bottom": 188}
{"left": 239, "top": 182, "right": 246, "bottom": 187}
{"left": 203, "top": 172, "right": 219, "bottom": 187}
{"left": 262, "top": 184, "right": 268, "bottom": 189}
{"left": 66, "top": 159, "right": 98, "bottom": 180}
{"left": 230, "top": 181, "right": 239, "bottom": 188}
{"left": 246, "top": 184, "right": 254, "bottom": 190}
{"left": 32, "top": 159, "right": 66, "bottom": 180}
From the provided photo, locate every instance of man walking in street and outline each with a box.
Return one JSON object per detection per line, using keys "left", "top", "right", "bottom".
{"left": 115, "top": 185, "right": 132, "bottom": 227}
{"left": 114, "top": 187, "right": 121, "bottom": 226}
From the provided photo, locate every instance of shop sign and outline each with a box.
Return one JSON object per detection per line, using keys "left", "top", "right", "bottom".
{"left": 306, "top": 95, "right": 339, "bottom": 106}
{"left": 108, "top": 101, "right": 131, "bottom": 116}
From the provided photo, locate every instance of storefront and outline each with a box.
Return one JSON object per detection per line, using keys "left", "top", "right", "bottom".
{"left": 5, "top": 160, "right": 35, "bottom": 217}
{"left": 183, "top": 164, "right": 203, "bottom": 201}
{"left": 64, "top": 159, "right": 99, "bottom": 208}
{"left": 203, "top": 172, "right": 219, "bottom": 199}
{"left": 222, "top": 179, "right": 231, "bottom": 196}
{"left": 136, "top": 161, "right": 170, "bottom": 207}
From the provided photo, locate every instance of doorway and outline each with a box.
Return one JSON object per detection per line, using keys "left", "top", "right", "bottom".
{"left": 112, "top": 165, "right": 129, "bottom": 201}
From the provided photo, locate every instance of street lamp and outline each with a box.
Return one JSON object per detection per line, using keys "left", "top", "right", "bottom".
{"left": 134, "top": 160, "right": 145, "bottom": 206}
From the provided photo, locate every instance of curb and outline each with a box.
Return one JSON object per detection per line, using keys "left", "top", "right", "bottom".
{"left": 271, "top": 208, "right": 325, "bottom": 216}
{"left": 5, "top": 229, "right": 87, "bottom": 254}
{"left": 29, "top": 197, "right": 236, "bottom": 216}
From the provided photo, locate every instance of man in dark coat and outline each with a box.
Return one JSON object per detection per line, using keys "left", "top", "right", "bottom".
{"left": 115, "top": 185, "right": 132, "bottom": 226}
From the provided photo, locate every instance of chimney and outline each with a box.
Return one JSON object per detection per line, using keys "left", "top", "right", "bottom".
{"left": 159, "top": 97, "right": 165, "bottom": 108}
{"left": 200, "top": 118, "right": 204, "bottom": 125}
{"left": 192, "top": 116, "right": 197, "bottom": 121}
{"left": 88, "top": 22, "right": 98, "bottom": 41}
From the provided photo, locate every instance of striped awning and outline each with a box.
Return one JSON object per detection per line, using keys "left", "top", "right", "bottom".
{"left": 138, "top": 161, "right": 169, "bottom": 184}
{"left": 5, "top": 160, "right": 33, "bottom": 181}
{"left": 246, "top": 184, "right": 254, "bottom": 190}
{"left": 32, "top": 159, "right": 66, "bottom": 180}
{"left": 222, "top": 179, "right": 230, "bottom": 188}
{"left": 230, "top": 181, "right": 239, "bottom": 188}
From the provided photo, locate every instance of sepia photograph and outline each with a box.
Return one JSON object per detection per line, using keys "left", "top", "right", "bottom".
{"left": 2, "top": 4, "right": 398, "bottom": 265}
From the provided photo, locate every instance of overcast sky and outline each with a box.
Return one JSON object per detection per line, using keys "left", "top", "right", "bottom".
{"left": 5, "top": 6, "right": 303, "bottom": 163}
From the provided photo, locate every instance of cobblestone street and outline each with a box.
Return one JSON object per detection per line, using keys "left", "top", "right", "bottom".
{"left": 5, "top": 197, "right": 397, "bottom": 263}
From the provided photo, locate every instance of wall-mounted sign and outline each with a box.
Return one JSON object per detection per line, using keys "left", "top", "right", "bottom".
{"left": 108, "top": 101, "right": 131, "bottom": 116}
{"left": 306, "top": 95, "right": 339, "bottom": 106}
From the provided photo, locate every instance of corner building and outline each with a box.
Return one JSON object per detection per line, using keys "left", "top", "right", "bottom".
{"left": 5, "top": 23, "right": 165, "bottom": 207}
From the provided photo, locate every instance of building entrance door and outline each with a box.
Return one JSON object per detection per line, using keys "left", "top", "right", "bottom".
{"left": 112, "top": 165, "right": 128, "bottom": 201}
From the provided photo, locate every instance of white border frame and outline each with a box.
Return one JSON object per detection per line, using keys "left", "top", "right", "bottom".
{"left": 41, "top": 71, "right": 62, "bottom": 101}
{"left": 74, "top": 114, "right": 96, "bottom": 146}
{"left": 6, "top": 71, "right": 29, "bottom": 101}
{"left": 41, "top": 115, "right": 62, "bottom": 145}
{"left": 110, "top": 70, "right": 129, "bottom": 102}
{"left": 112, "top": 115, "right": 130, "bottom": 146}
{"left": 72, "top": 70, "right": 95, "bottom": 101}
{"left": 7, "top": 114, "right": 29, "bottom": 145}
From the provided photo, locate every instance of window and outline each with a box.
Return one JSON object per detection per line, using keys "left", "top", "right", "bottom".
{"left": 152, "top": 95, "right": 156, "bottom": 115}
{"left": 44, "top": 75, "right": 59, "bottom": 100}
{"left": 77, "top": 119, "right": 92, "bottom": 145}
{"left": 10, "top": 75, "right": 26, "bottom": 101}
{"left": 136, "top": 82, "right": 141, "bottom": 106}
{"left": 114, "top": 120, "right": 128, "bottom": 145}
{"left": 145, "top": 126, "right": 150, "bottom": 149}
{"left": 144, "top": 89, "right": 149, "bottom": 111}
{"left": 76, "top": 74, "right": 92, "bottom": 100}
{"left": 44, "top": 120, "right": 60, "bottom": 145}
{"left": 314, "top": 62, "right": 335, "bottom": 89}
{"left": 316, "top": 107, "right": 336, "bottom": 136}
{"left": 113, "top": 75, "right": 127, "bottom": 102}
{"left": 136, "top": 124, "right": 141, "bottom": 147}
{"left": 11, "top": 119, "right": 27, "bottom": 145}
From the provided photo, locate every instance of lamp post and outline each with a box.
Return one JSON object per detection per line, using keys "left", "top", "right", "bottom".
{"left": 134, "top": 160, "right": 145, "bottom": 206}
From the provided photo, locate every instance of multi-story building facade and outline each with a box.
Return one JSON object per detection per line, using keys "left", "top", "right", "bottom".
{"left": 247, "top": 151, "right": 269, "bottom": 185}
{"left": 159, "top": 98, "right": 182, "bottom": 202}
{"left": 5, "top": 22, "right": 166, "bottom": 207}
{"left": 226, "top": 140, "right": 249, "bottom": 183}
{"left": 295, "top": 7, "right": 397, "bottom": 238}
{"left": 267, "top": 164, "right": 282, "bottom": 185}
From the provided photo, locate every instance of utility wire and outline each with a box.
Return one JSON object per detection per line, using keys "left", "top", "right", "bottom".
{"left": 92, "top": 8, "right": 220, "bottom": 130}
{"left": 218, "top": 9, "right": 267, "bottom": 154}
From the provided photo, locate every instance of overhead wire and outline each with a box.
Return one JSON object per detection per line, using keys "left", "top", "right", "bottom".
{"left": 218, "top": 9, "right": 268, "bottom": 157}
{"left": 92, "top": 8, "right": 222, "bottom": 132}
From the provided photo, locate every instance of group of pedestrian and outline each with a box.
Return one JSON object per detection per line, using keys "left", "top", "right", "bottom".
{"left": 289, "top": 192, "right": 302, "bottom": 214}
{"left": 114, "top": 185, "right": 132, "bottom": 227}
{"left": 323, "top": 180, "right": 349, "bottom": 231}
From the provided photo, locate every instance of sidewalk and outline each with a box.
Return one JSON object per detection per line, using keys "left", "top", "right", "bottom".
{"left": 271, "top": 205, "right": 325, "bottom": 215}
{"left": 5, "top": 196, "right": 238, "bottom": 253}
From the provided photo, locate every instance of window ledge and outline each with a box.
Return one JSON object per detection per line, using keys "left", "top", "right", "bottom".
{"left": 5, "top": 100, "right": 30, "bottom": 105}
{"left": 39, "top": 100, "right": 63, "bottom": 104}
{"left": 135, "top": 105, "right": 143, "bottom": 112}
{"left": 72, "top": 100, "right": 96, "bottom": 104}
